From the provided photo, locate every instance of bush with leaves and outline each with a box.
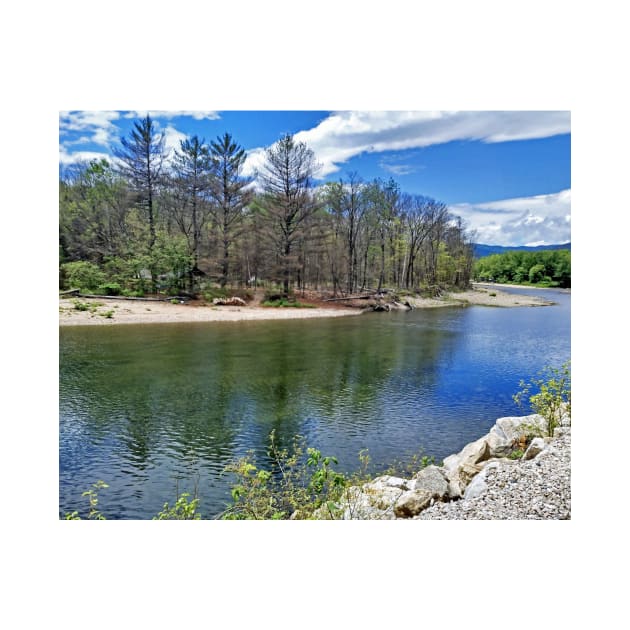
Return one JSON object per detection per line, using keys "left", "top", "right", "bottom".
{"left": 221, "top": 431, "right": 347, "bottom": 520}
{"left": 513, "top": 361, "right": 571, "bottom": 437}
{"left": 61, "top": 261, "right": 106, "bottom": 292}
{"left": 153, "top": 493, "right": 201, "bottom": 520}
{"left": 64, "top": 480, "right": 109, "bottom": 520}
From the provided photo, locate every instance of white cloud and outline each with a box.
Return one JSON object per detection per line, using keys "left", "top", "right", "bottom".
{"left": 449, "top": 189, "right": 571, "bottom": 246}
{"left": 59, "top": 111, "right": 121, "bottom": 147}
{"left": 162, "top": 124, "right": 188, "bottom": 158}
{"left": 242, "top": 146, "right": 270, "bottom": 179}
{"left": 283, "top": 110, "right": 570, "bottom": 178}
{"left": 58, "top": 148, "right": 113, "bottom": 166}
{"left": 124, "top": 111, "right": 220, "bottom": 120}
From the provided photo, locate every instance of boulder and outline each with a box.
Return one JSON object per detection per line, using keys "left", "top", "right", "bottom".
{"left": 339, "top": 485, "right": 403, "bottom": 519}
{"left": 410, "top": 465, "right": 449, "bottom": 499}
{"left": 394, "top": 489, "right": 432, "bottom": 518}
{"left": 522, "top": 437, "right": 546, "bottom": 461}
{"left": 442, "top": 436, "right": 492, "bottom": 497}
{"left": 490, "top": 414, "right": 547, "bottom": 443}
{"left": 364, "top": 475, "right": 410, "bottom": 492}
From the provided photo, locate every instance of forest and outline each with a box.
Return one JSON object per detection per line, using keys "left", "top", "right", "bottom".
{"left": 59, "top": 115, "right": 477, "bottom": 299}
{"left": 473, "top": 249, "right": 571, "bottom": 287}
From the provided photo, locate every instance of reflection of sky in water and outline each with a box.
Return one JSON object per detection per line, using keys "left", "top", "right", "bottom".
{"left": 60, "top": 289, "right": 570, "bottom": 519}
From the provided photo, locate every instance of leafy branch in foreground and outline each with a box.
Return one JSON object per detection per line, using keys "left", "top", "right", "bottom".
{"left": 153, "top": 493, "right": 201, "bottom": 520}
{"left": 220, "top": 431, "right": 347, "bottom": 520}
{"left": 64, "top": 480, "right": 109, "bottom": 520}
{"left": 513, "top": 360, "right": 571, "bottom": 437}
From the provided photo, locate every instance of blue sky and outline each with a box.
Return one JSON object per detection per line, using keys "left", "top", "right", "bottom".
{"left": 59, "top": 110, "right": 570, "bottom": 247}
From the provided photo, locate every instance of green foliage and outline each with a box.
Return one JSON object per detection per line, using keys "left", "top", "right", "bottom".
{"left": 61, "top": 261, "right": 106, "bottom": 292}
{"left": 513, "top": 361, "right": 571, "bottom": 437}
{"left": 153, "top": 493, "right": 201, "bottom": 520}
{"left": 221, "top": 431, "right": 348, "bottom": 520}
{"left": 96, "top": 282, "right": 122, "bottom": 296}
{"left": 121, "top": 289, "right": 145, "bottom": 297}
{"left": 381, "top": 452, "right": 435, "bottom": 478}
{"left": 508, "top": 448, "right": 525, "bottom": 460}
{"left": 72, "top": 299, "right": 110, "bottom": 316}
{"left": 64, "top": 480, "right": 109, "bottom": 520}
{"left": 262, "top": 298, "right": 314, "bottom": 308}
{"left": 474, "top": 249, "right": 570, "bottom": 288}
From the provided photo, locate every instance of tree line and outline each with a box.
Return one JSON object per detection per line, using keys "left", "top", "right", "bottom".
{"left": 59, "top": 115, "right": 475, "bottom": 297}
{"left": 473, "top": 249, "right": 571, "bottom": 287}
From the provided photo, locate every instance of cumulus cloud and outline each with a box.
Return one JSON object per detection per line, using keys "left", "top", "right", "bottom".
{"left": 162, "top": 124, "right": 188, "bottom": 158}
{"left": 278, "top": 110, "right": 571, "bottom": 178}
{"left": 59, "top": 111, "right": 121, "bottom": 147}
{"left": 123, "top": 110, "right": 220, "bottom": 120}
{"left": 59, "top": 148, "right": 113, "bottom": 166}
{"left": 450, "top": 189, "right": 571, "bottom": 246}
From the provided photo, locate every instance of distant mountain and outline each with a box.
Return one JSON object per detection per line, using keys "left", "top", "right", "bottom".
{"left": 473, "top": 242, "right": 571, "bottom": 258}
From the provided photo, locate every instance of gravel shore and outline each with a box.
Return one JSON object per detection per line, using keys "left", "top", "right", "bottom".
{"left": 417, "top": 428, "right": 571, "bottom": 520}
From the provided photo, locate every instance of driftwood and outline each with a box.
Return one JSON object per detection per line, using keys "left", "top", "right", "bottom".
{"left": 212, "top": 297, "right": 247, "bottom": 306}
{"left": 324, "top": 294, "right": 370, "bottom": 302}
{"left": 70, "top": 293, "right": 191, "bottom": 303}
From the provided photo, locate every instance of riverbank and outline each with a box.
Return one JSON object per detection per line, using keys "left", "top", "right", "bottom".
{"left": 318, "top": 411, "right": 571, "bottom": 520}
{"left": 58, "top": 296, "right": 360, "bottom": 326}
{"left": 59, "top": 285, "right": 553, "bottom": 326}
{"left": 406, "top": 284, "right": 554, "bottom": 309}
{"left": 418, "top": 427, "right": 571, "bottom": 519}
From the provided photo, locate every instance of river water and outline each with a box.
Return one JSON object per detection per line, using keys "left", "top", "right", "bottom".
{"left": 59, "top": 286, "right": 570, "bottom": 519}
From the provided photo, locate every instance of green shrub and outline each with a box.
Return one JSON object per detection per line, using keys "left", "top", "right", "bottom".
{"left": 64, "top": 480, "right": 109, "bottom": 520}
{"left": 96, "top": 282, "right": 122, "bottom": 296}
{"left": 153, "top": 493, "right": 201, "bottom": 520}
{"left": 61, "top": 261, "right": 106, "bottom": 292}
{"left": 513, "top": 361, "right": 571, "bottom": 437}
{"left": 221, "top": 431, "right": 347, "bottom": 520}
{"left": 121, "top": 288, "right": 145, "bottom": 298}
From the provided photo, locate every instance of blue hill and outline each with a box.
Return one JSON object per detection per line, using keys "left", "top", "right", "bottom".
{"left": 473, "top": 242, "right": 571, "bottom": 258}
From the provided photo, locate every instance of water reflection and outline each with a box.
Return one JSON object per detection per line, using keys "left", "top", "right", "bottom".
{"left": 60, "top": 290, "right": 570, "bottom": 518}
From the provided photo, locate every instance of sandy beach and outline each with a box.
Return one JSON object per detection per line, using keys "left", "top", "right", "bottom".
{"left": 59, "top": 284, "right": 555, "bottom": 326}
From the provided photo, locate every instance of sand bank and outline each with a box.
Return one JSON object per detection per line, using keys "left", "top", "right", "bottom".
{"left": 59, "top": 284, "right": 555, "bottom": 326}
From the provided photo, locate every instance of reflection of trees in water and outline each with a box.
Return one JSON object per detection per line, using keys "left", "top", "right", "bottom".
{"left": 60, "top": 314, "right": 462, "bottom": 510}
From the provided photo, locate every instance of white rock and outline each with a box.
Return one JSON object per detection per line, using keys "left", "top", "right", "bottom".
{"left": 522, "top": 437, "right": 546, "bottom": 460}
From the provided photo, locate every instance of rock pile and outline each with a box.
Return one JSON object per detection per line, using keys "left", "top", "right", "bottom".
{"left": 321, "top": 411, "right": 571, "bottom": 520}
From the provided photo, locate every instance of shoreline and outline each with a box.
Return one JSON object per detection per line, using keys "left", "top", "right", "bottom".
{"left": 59, "top": 285, "right": 555, "bottom": 326}
{"left": 59, "top": 297, "right": 361, "bottom": 326}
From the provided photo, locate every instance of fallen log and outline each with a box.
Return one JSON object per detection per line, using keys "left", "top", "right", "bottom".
{"left": 74, "top": 293, "right": 191, "bottom": 303}
{"left": 323, "top": 293, "right": 375, "bottom": 302}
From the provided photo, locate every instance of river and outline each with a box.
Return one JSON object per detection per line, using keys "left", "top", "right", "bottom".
{"left": 59, "top": 286, "right": 570, "bottom": 519}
